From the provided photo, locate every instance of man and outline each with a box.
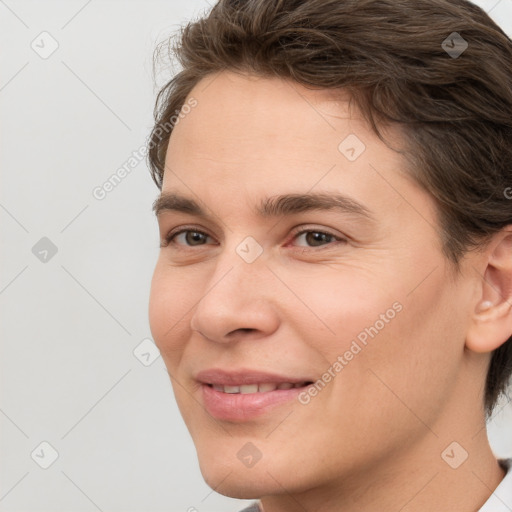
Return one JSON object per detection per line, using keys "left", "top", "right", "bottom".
{"left": 147, "top": 0, "right": 512, "bottom": 510}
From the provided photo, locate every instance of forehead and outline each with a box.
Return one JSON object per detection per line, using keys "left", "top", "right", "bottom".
{"left": 169, "top": 72, "right": 400, "bottom": 164}
{"left": 162, "top": 71, "right": 430, "bottom": 224}
{"left": 169, "top": 71, "right": 359, "bottom": 160}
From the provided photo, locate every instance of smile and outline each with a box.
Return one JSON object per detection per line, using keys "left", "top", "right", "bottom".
{"left": 196, "top": 369, "right": 315, "bottom": 421}
{"left": 208, "top": 382, "right": 311, "bottom": 394}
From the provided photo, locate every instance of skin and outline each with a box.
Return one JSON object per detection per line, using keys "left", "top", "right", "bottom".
{"left": 149, "top": 71, "right": 512, "bottom": 511}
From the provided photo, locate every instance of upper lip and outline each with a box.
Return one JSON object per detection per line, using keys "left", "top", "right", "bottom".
{"left": 196, "top": 368, "right": 313, "bottom": 386}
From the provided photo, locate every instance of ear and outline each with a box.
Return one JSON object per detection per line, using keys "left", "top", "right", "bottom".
{"left": 466, "top": 227, "right": 512, "bottom": 354}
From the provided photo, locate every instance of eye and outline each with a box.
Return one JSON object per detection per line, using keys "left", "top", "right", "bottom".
{"left": 161, "top": 226, "right": 346, "bottom": 250}
{"left": 291, "top": 228, "right": 346, "bottom": 249}
{"left": 162, "top": 228, "right": 214, "bottom": 248}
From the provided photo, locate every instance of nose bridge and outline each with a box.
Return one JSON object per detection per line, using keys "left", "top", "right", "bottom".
{"left": 189, "top": 238, "right": 278, "bottom": 342}
{"left": 210, "top": 232, "right": 270, "bottom": 296}
{"left": 212, "top": 234, "right": 265, "bottom": 287}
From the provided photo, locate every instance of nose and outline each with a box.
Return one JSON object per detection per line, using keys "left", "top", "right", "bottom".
{"left": 189, "top": 254, "right": 280, "bottom": 344}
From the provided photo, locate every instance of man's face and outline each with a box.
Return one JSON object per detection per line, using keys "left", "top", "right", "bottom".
{"left": 149, "top": 71, "right": 477, "bottom": 498}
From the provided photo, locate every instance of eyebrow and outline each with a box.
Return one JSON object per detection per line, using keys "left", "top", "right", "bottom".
{"left": 153, "top": 192, "right": 375, "bottom": 222}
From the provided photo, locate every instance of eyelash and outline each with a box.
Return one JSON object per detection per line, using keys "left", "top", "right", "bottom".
{"left": 161, "top": 226, "right": 346, "bottom": 251}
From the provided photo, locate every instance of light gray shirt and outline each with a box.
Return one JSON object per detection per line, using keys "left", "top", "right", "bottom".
{"left": 479, "top": 458, "right": 512, "bottom": 511}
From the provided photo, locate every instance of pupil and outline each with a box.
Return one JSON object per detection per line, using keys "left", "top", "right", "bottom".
{"left": 306, "top": 232, "right": 330, "bottom": 246}
{"left": 187, "top": 231, "right": 205, "bottom": 245}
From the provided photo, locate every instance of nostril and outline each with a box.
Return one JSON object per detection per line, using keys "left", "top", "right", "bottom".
{"left": 229, "top": 328, "right": 256, "bottom": 335}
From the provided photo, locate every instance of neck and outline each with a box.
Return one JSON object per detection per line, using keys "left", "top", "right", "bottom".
{"left": 260, "top": 397, "right": 505, "bottom": 512}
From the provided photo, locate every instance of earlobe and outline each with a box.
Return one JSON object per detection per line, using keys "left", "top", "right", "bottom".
{"left": 475, "top": 300, "right": 493, "bottom": 314}
{"left": 465, "top": 229, "right": 512, "bottom": 354}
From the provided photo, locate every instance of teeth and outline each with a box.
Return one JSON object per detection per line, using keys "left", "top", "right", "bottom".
{"left": 210, "top": 382, "right": 305, "bottom": 393}
{"left": 240, "top": 384, "right": 258, "bottom": 394}
{"left": 258, "top": 383, "right": 278, "bottom": 392}
{"left": 223, "top": 386, "right": 240, "bottom": 394}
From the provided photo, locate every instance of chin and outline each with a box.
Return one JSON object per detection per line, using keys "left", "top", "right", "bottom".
{"left": 196, "top": 445, "right": 286, "bottom": 499}
{"left": 200, "top": 462, "right": 265, "bottom": 498}
{"left": 203, "top": 474, "right": 265, "bottom": 500}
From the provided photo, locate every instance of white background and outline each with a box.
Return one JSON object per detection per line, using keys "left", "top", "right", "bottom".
{"left": 1, "top": 1, "right": 511, "bottom": 511}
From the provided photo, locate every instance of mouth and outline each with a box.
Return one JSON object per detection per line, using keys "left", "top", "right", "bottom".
{"left": 196, "top": 369, "right": 315, "bottom": 422}
{"left": 207, "top": 382, "right": 312, "bottom": 394}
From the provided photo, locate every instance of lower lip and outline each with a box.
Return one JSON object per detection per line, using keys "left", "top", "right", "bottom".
{"left": 201, "top": 384, "right": 305, "bottom": 421}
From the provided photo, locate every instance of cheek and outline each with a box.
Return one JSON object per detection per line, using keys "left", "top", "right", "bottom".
{"left": 280, "top": 264, "right": 401, "bottom": 352}
{"left": 289, "top": 263, "right": 462, "bottom": 414}
{"left": 341, "top": 270, "right": 465, "bottom": 427}
{"left": 148, "top": 261, "right": 196, "bottom": 362}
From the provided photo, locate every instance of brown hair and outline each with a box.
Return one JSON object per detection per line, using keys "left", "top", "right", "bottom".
{"left": 148, "top": 0, "right": 512, "bottom": 416}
